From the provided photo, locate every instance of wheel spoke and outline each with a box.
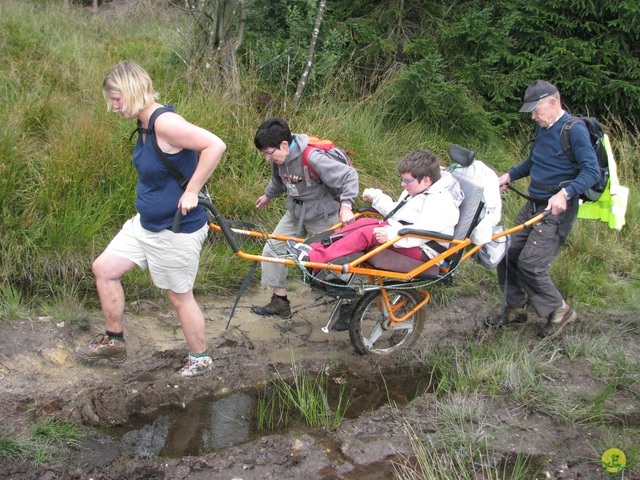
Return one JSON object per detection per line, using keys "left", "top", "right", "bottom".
{"left": 349, "top": 287, "right": 426, "bottom": 356}
{"left": 363, "top": 323, "right": 385, "bottom": 349}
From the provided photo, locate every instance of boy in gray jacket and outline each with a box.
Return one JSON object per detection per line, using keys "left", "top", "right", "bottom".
{"left": 252, "top": 117, "right": 359, "bottom": 318}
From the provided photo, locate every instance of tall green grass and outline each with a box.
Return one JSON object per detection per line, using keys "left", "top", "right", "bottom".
{"left": 0, "top": 0, "right": 638, "bottom": 314}
{"left": 0, "top": 418, "right": 84, "bottom": 468}
{"left": 256, "top": 358, "right": 354, "bottom": 431}
{"left": 0, "top": 282, "right": 24, "bottom": 321}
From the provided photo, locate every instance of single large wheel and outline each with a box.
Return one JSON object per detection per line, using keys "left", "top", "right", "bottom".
{"left": 348, "top": 287, "right": 426, "bottom": 355}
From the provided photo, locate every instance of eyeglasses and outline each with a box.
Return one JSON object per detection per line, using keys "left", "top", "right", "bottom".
{"left": 262, "top": 146, "right": 280, "bottom": 158}
{"left": 401, "top": 176, "right": 418, "bottom": 185}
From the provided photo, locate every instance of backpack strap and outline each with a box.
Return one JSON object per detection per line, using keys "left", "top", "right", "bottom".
{"left": 559, "top": 116, "right": 584, "bottom": 166}
{"left": 301, "top": 138, "right": 337, "bottom": 182}
{"left": 302, "top": 145, "right": 321, "bottom": 183}
{"left": 136, "top": 106, "right": 190, "bottom": 189}
{"left": 301, "top": 143, "right": 352, "bottom": 185}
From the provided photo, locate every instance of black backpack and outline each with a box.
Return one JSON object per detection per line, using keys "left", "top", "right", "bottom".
{"left": 559, "top": 115, "right": 609, "bottom": 202}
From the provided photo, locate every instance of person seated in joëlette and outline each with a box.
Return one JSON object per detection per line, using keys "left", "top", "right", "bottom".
{"left": 287, "top": 148, "right": 463, "bottom": 266}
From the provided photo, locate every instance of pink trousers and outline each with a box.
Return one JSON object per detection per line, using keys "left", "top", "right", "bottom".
{"left": 307, "top": 217, "right": 423, "bottom": 263}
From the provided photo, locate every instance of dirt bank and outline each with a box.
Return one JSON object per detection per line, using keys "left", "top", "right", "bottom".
{"left": 0, "top": 284, "right": 637, "bottom": 479}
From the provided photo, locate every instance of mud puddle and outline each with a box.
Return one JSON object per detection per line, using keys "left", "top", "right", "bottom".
{"left": 110, "top": 364, "right": 434, "bottom": 459}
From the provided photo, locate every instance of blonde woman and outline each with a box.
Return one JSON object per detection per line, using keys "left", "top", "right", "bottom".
{"left": 75, "top": 61, "right": 226, "bottom": 377}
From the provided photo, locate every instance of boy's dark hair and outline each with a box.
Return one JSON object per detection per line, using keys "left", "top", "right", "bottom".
{"left": 397, "top": 148, "right": 441, "bottom": 183}
{"left": 254, "top": 117, "right": 294, "bottom": 150}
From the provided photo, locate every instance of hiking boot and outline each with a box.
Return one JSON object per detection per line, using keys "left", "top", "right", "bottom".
{"left": 251, "top": 294, "right": 293, "bottom": 318}
{"left": 538, "top": 300, "right": 577, "bottom": 339}
{"left": 179, "top": 355, "right": 213, "bottom": 378}
{"left": 485, "top": 305, "right": 528, "bottom": 327}
{"left": 331, "top": 302, "right": 353, "bottom": 332}
{"left": 75, "top": 333, "right": 127, "bottom": 365}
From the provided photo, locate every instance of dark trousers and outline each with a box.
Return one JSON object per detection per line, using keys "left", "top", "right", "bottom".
{"left": 497, "top": 200, "right": 578, "bottom": 318}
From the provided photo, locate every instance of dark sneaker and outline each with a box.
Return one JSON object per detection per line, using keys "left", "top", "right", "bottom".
{"left": 251, "top": 294, "right": 293, "bottom": 318}
{"left": 286, "top": 240, "right": 311, "bottom": 262}
{"left": 331, "top": 302, "right": 353, "bottom": 332}
{"left": 75, "top": 333, "right": 127, "bottom": 364}
{"left": 179, "top": 355, "right": 213, "bottom": 378}
{"left": 538, "top": 301, "right": 577, "bottom": 339}
{"left": 485, "top": 305, "right": 528, "bottom": 327}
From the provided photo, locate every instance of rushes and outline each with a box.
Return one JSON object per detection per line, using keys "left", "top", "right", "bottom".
{"left": 0, "top": 282, "right": 24, "bottom": 321}
{"left": 392, "top": 425, "right": 543, "bottom": 480}
{"left": 256, "top": 359, "right": 354, "bottom": 431}
{"left": 0, "top": 418, "right": 84, "bottom": 468}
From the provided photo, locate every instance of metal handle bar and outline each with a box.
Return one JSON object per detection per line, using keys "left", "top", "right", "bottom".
{"left": 460, "top": 209, "right": 550, "bottom": 262}
{"left": 172, "top": 197, "right": 240, "bottom": 253}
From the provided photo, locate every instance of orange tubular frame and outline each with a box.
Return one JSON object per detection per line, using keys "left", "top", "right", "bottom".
{"left": 208, "top": 210, "right": 545, "bottom": 280}
{"left": 202, "top": 197, "right": 547, "bottom": 327}
{"left": 199, "top": 198, "right": 549, "bottom": 328}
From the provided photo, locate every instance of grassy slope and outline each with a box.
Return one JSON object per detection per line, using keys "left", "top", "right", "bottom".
{"left": 1, "top": 3, "right": 638, "bottom": 477}
{"left": 0, "top": 1, "right": 637, "bottom": 314}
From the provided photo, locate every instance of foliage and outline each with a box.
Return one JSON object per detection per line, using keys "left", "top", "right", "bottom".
{"left": 256, "top": 358, "right": 353, "bottom": 431}
{"left": 381, "top": 55, "right": 497, "bottom": 140}
{"left": 510, "top": 0, "right": 640, "bottom": 120}
{"left": 242, "top": 0, "right": 640, "bottom": 134}
{"left": 0, "top": 418, "right": 84, "bottom": 468}
{"left": 0, "top": 1, "right": 637, "bottom": 314}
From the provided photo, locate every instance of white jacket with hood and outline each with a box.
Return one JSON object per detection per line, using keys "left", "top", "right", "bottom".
{"left": 363, "top": 170, "right": 463, "bottom": 257}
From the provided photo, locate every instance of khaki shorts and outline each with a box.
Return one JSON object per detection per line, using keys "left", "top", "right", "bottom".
{"left": 106, "top": 214, "right": 209, "bottom": 293}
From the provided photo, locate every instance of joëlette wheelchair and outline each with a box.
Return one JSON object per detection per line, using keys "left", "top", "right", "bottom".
{"left": 180, "top": 146, "right": 545, "bottom": 356}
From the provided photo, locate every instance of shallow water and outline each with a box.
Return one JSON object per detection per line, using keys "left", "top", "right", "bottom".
{"left": 112, "top": 364, "right": 434, "bottom": 458}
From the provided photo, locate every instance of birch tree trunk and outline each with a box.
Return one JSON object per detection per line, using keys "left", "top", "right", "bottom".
{"left": 293, "top": 0, "right": 327, "bottom": 112}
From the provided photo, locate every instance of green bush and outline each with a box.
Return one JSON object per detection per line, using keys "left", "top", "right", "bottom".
{"left": 0, "top": 0, "right": 637, "bottom": 314}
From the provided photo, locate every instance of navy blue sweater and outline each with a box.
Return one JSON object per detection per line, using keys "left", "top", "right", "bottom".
{"left": 509, "top": 112, "right": 600, "bottom": 200}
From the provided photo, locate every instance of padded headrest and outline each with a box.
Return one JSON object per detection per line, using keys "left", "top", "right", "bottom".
{"left": 450, "top": 172, "right": 484, "bottom": 240}
{"left": 448, "top": 144, "right": 476, "bottom": 168}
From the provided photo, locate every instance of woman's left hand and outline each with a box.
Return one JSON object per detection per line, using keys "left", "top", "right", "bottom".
{"left": 339, "top": 204, "right": 355, "bottom": 225}
{"left": 178, "top": 191, "right": 199, "bottom": 216}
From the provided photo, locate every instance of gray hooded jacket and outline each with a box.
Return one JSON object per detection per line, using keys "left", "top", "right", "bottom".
{"left": 264, "top": 134, "right": 359, "bottom": 229}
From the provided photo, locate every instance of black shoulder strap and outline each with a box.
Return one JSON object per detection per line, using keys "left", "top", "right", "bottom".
{"left": 382, "top": 195, "right": 411, "bottom": 221}
{"left": 141, "top": 107, "right": 189, "bottom": 189}
{"left": 559, "top": 116, "right": 584, "bottom": 165}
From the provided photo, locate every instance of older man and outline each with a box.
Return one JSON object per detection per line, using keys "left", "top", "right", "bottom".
{"left": 486, "top": 80, "right": 600, "bottom": 338}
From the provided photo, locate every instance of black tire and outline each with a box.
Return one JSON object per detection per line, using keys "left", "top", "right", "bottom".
{"left": 348, "top": 287, "right": 426, "bottom": 355}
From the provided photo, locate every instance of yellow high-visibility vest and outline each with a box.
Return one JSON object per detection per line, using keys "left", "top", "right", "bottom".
{"left": 577, "top": 134, "right": 628, "bottom": 231}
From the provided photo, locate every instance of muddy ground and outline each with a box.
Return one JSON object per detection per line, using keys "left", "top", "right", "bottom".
{"left": 0, "top": 283, "right": 638, "bottom": 480}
